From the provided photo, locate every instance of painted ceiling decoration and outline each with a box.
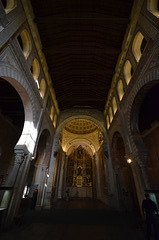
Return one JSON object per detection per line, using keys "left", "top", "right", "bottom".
{"left": 64, "top": 119, "right": 98, "bottom": 134}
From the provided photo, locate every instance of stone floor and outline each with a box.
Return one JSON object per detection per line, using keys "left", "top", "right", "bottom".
{"left": 0, "top": 199, "right": 151, "bottom": 240}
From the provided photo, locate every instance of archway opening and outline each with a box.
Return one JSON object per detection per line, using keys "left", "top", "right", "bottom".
{"left": 0, "top": 78, "right": 24, "bottom": 184}
{"left": 139, "top": 83, "right": 159, "bottom": 133}
{"left": 112, "top": 132, "right": 139, "bottom": 212}
{"left": 21, "top": 129, "right": 51, "bottom": 211}
{"left": 138, "top": 82, "right": 159, "bottom": 203}
{"left": 52, "top": 118, "right": 108, "bottom": 204}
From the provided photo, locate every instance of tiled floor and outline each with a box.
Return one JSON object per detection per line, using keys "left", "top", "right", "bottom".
{"left": 0, "top": 199, "right": 148, "bottom": 240}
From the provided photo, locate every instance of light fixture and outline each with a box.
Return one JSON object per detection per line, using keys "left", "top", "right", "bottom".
{"left": 127, "top": 158, "right": 132, "bottom": 164}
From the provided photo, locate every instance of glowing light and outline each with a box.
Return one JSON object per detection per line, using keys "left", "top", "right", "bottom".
{"left": 127, "top": 158, "right": 132, "bottom": 164}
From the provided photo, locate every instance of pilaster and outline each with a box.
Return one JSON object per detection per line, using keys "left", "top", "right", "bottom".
{"left": 57, "top": 151, "right": 66, "bottom": 199}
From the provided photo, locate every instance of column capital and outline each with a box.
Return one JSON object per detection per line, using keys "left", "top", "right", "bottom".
{"left": 14, "top": 148, "right": 28, "bottom": 165}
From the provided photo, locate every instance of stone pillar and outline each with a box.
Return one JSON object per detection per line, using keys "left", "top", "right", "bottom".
{"left": 43, "top": 146, "right": 59, "bottom": 209}
{"left": 57, "top": 151, "right": 66, "bottom": 199}
{"left": 34, "top": 164, "right": 48, "bottom": 209}
{"left": 95, "top": 152, "right": 102, "bottom": 199}
{"left": 92, "top": 155, "right": 97, "bottom": 198}
{"left": 126, "top": 148, "right": 150, "bottom": 215}
{"left": 5, "top": 148, "right": 30, "bottom": 225}
{"left": 5, "top": 151, "right": 26, "bottom": 187}
{"left": 120, "top": 111, "right": 149, "bottom": 213}
{"left": 129, "top": 160, "right": 145, "bottom": 214}
{"left": 132, "top": 148, "right": 150, "bottom": 190}
{"left": 62, "top": 155, "right": 68, "bottom": 198}
{"left": 137, "top": 152, "right": 150, "bottom": 191}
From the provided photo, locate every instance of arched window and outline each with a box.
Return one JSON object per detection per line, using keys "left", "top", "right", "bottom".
{"left": 112, "top": 97, "right": 117, "bottom": 115}
{"left": 132, "top": 32, "right": 147, "bottom": 62}
{"left": 30, "top": 59, "right": 40, "bottom": 86}
{"left": 106, "top": 115, "right": 110, "bottom": 130}
{"left": 147, "top": 0, "right": 159, "bottom": 18}
{"left": 17, "top": 30, "right": 32, "bottom": 59}
{"left": 46, "top": 95, "right": 52, "bottom": 113}
{"left": 50, "top": 106, "right": 54, "bottom": 121}
{"left": 53, "top": 114, "right": 57, "bottom": 128}
{"left": 123, "top": 60, "right": 133, "bottom": 85}
{"left": 39, "top": 78, "right": 46, "bottom": 98}
{"left": 117, "top": 80, "right": 124, "bottom": 101}
{"left": 2, "top": 0, "right": 17, "bottom": 14}
{"left": 109, "top": 107, "right": 113, "bottom": 123}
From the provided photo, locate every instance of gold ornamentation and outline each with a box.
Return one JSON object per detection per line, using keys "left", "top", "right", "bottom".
{"left": 66, "top": 145, "right": 92, "bottom": 187}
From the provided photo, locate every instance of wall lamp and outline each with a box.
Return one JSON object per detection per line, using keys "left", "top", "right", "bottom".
{"left": 127, "top": 158, "right": 132, "bottom": 164}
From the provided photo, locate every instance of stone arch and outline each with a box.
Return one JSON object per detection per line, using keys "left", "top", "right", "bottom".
{"left": 53, "top": 111, "right": 109, "bottom": 182}
{"left": 54, "top": 111, "right": 108, "bottom": 154}
{"left": 127, "top": 71, "right": 159, "bottom": 205}
{"left": 0, "top": 63, "right": 37, "bottom": 152}
{"left": 22, "top": 129, "right": 52, "bottom": 208}
{"left": 45, "top": 110, "right": 118, "bottom": 209}
{"left": 34, "top": 129, "right": 52, "bottom": 166}
{"left": 111, "top": 131, "right": 139, "bottom": 211}
{"left": 0, "top": 77, "right": 24, "bottom": 182}
{"left": 54, "top": 113, "right": 109, "bottom": 201}
{"left": 130, "top": 81, "right": 158, "bottom": 135}
{"left": 127, "top": 69, "right": 159, "bottom": 155}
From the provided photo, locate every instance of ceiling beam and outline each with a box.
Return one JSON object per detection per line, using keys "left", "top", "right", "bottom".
{"left": 37, "top": 16, "right": 129, "bottom": 24}
{"left": 43, "top": 47, "right": 120, "bottom": 54}
{"left": 54, "top": 85, "right": 107, "bottom": 90}
{"left": 51, "top": 69, "right": 114, "bottom": 75}
{"left": 58, "top": 97, "right": 106, "bottom": 101}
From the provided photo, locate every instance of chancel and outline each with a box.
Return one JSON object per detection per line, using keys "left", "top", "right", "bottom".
{"left": 1, "top": 1, "right": 159, "bottom": 239}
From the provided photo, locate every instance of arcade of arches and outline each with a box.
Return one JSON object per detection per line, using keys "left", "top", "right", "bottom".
{"left": 1, "top": 0, "right": 159, "bottom": 228}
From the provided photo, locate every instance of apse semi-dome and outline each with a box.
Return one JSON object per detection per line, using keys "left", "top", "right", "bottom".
{"left": 64, "top": 119, "right": 98, "bottom": 134}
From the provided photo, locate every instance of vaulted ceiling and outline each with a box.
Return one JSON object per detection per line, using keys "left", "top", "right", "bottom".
{"left": 31, "top": 0, "right": 134, "bottom": 112}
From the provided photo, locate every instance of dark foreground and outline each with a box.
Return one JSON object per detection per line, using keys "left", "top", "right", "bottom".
{"left": 0, "top": 199, "right": 148, "bottom": 240}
